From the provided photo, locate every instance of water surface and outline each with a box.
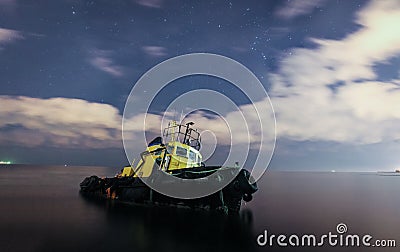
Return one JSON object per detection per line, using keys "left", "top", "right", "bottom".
{"left": 0, "top": 165, "right": 399, "bottom": 252}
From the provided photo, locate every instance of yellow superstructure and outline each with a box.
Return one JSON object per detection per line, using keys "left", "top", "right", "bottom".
{"left": 119, "top": 121, "right": 202, "bottom": 178}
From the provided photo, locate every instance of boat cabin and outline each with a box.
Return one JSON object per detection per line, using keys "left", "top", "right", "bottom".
{"left": 121, "top": 121, "right": 203, "bottom": 178}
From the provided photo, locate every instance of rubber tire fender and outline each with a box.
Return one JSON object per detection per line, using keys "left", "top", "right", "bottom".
{"left": 237, "top": 169, "right": 258, "bottom": 194}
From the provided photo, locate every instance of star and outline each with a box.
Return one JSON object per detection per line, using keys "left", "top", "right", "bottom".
{"left": 261, "top": 53, "right": 267, "bottom": 60}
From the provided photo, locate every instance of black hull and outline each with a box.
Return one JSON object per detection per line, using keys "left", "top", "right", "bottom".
{"left": 80, "top": 168, "right": 257, "bottom": 215}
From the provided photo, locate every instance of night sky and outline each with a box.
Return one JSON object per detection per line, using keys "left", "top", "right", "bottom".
{"left": 1, "top": 0, "right": 400, "bottom": 171}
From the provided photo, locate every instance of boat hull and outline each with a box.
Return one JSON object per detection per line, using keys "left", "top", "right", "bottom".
{"left": 80, "top": 168, "right": 257, "bottom": 215}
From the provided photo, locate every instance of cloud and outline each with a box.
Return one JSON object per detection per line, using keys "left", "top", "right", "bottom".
{"left": 0, "top": 0, "right": 16, "bottom": 6}
{"left": 275, "top": 0, "right": 326, "bottom": 19}
{"left": 0, "top": 94, "right": 276, "bottom": 172}
{"left": 0, "top": 94, "right": 276, "bottom": 157}
{"left": 269, "top": 0, "right": 400, "bottom": 144}
{"left": 89, "top": 49, "right": 124, "bottom": 77}
{"left": 0, "top": 96, "right": 123, "bottom": 148}
{"left": 0, "top": 0, "right": 16, "bottom": 11}
{"left": 0, "top": 96, "right": 181, "bottom": 150}
{"left": 134, "top": 0, "right": 163, "bottom": 8}
{"left": 142, "top": 46, "right": 167, "bottom": 57}
{"left": 0, "top": 27, "right": 23, "bottom": 44}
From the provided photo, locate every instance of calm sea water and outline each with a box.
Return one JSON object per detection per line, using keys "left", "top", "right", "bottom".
{"left": 0, "top": 165, "right": 399, "bottom": 252}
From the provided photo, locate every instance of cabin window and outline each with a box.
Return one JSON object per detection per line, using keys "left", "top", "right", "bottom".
{"left": 176, "top": 146, "right": 187, "bottom": 157}
{"left": 189, "top": 150, "right": 196, "bottom": 161}
{"left": 166, "top": 145, "right": 174, "bottom": 154}
{"left": 153, "top": 149, "right": 162, "bottom": 156}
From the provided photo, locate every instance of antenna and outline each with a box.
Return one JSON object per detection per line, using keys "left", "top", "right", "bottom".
{"left": 180, "top": 109, "right": 184, "bottom": 124}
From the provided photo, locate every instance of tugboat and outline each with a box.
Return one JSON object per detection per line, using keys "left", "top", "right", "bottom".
{"left": 80, "top": 121, "right": 258, "bottom": 214}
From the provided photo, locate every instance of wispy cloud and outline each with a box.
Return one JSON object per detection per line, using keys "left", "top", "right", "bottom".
{"left": 142, "top": 46, "right": 167, "bottom": 57}
{"left": 89, "top": 49, "right": 124, "bottom": 77}
{"left": 0, "top": 0, "right": 17, "bottom": 11}
{"left": 134, "top": 0, "right": 163, "bottom": 8}
{"left": 275, "top": 0, "right": 326, "bottom": 19}
{"left": 269, "top": 0, "right": 400, "bottom": 144}
{"left": 0, "top": 0, "right": 16, "bottom": 6}
{"left": 0, "top": 27, "right": 23, "bottom": 44}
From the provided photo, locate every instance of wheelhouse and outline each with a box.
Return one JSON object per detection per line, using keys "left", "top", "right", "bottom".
{"left": 121, "top": 121, "right": 203, "bottom": 178}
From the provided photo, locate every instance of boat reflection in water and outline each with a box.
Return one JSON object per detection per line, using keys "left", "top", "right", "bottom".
{"left": 80, "top": 195, "right": 256, "bottom": 252}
